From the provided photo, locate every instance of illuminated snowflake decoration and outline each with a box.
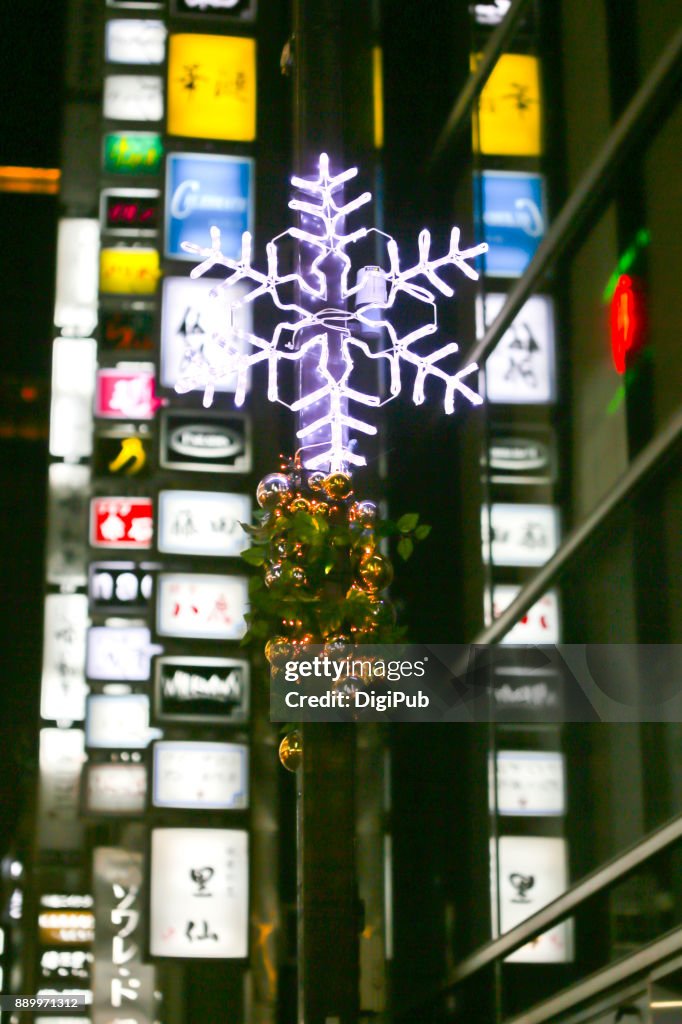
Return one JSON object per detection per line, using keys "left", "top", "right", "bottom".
{"left": 177, "top": 153, "right": 488, "bottom": 472}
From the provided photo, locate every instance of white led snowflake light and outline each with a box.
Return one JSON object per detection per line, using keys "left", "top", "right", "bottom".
{"left": 177, "top": 152, "right": 488, "bottom": 472}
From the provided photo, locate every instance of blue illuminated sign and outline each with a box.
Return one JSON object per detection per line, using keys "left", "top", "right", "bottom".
{"left": 165, "top": 152, "right": 254, "bottom": 262}
{"left": 475, "top": 171, "right": 546, "bottom": 278}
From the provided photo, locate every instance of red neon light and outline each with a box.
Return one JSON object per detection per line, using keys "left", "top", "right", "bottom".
{"left": 610, "top": 274, "right": 645, "bottom": 374}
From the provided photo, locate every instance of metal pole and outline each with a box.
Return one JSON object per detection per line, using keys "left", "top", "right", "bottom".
{"left": 291, "top": 2, "right": 365, "bottom": 1021}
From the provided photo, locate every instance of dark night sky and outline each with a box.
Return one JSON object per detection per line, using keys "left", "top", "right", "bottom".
{"left": 0, "top": 0, "right": 66, "bottom": 852}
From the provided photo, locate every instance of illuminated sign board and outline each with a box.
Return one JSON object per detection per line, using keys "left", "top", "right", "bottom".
{"left": 94, "top": 366, "right": 159, "bottom": 419}
{"left": 106, "top": 0, "right": 162, "bottom": 9}
{"left": 160, "top": 276, "right": 251, "bottom": 392}
{"left": 474, "top": 53, "right": 542, "bottom": 157}
{"left": 171, "top": 0, "right": 255, "bottom": 18}
{"left": 165, "top": 152, "right": 253, "bottom": 261}
{"left": 156, "top": 573, "right": 248, "bottom": 640}
{"left": 103, "top": 132, "right": 163, "bottom": 176}
{"left": 105, "top": 20, "right": 166, "bottom": 64}
{"left": 85, "top": 694, "right": 154, "bottom": 749}
{"left": 153, "top": 656, "right": 249, "bottom": 725}
{"left": 157, "top": 490, "right": 251, "bottom": 557}
{"left": 88, "top": 562, "right": 155, "bottom": 616}
{"left": 46, "top": 463, "right": 90, "bottom": 587}
{"left": 486, "top": 429, "right": 556, "bottom": 485}
{"left": 40, "top": 594, "right": 89, "bottom": 723}
{"left": 159, "top": 409, "right": 251, "bottom": 473}
{"left": 486, "top": 585, "right": 561, "bottom": 644}
{"left": 482, "top": 503, "right": 560, "bottom": 567}
{"left": 83, "top": 763, "right": 147, "bottom": 816}
{"left": 92, "top": 848, "right": 156, "bottom": 1024}
{"left": 39, "top": 948, "right": 93, "bottom": 983}
{"left": 86, "top": 625, "right": 158, "bottom": 681}
{"left": 100, "top": 188, "right": 159, "bottom": 236}
{"left": 103, "top": 75, "right": 163, "bottom": 121}
{"left": 99, "top": 247, "right": 160, "bottom": 295}
{"left": 152, "top": 741, "right": 249, "bottom": 810}
{"left": 493, "top": 836, "right": 573, "bottom": 962}
{"left": 475, "top": 171, "right": 546, "bottom": 278}
{"left": 150, "top": 828, "right": 248, "bottom": 958}
{"left": 92, "top": 427, "right": 152, "bottom": 478}
{"left": 471, "top": 0, "right": 511, "bottom": 25}
{"left": 49, "top": 337, "right": 97, "bottom": 460}
{"left": 54, "top": 219, "right": 99, "bottom": 336}
{"left": 101, "top": 308, "right": 155, "bottom": 352}
{"left": 89, "top": 496, "right": 153, "bottom": 549}
{"left": 167, "top": 34, "right": 256, "bottom": 142}
{"left": 491, "top": 751, "right": 565, "bottom": 816}
{"left": 38, "top": 911, "right": 95, "bottom": 946}
{"left": 478, "top": 294, "right": 556, "bottom": 404}
{"left": 38, "top": 729, "right": 86, "bottom": 852}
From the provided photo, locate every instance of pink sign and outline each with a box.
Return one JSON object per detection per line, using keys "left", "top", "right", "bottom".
{"left": 90, "top": 497, "right": 153, "bottom": 549}
{"left": 95, "top": 368, "right": 162, "bottom": 420}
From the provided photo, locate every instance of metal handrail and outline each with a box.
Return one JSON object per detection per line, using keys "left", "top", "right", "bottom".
{"left": 505, "top": 928, "right": 682, "bottom": 1024}
{"left": 463, "top": 22, "right": 682, "bottom": 374}
{"left": 390, "top": 811, "right": 682, "bottom": 1022}
{"left": 427, "top": 0, "right": 535, "bottom": 170}
{"left": 472, "top": 406, "right": 682, "bottom": 645}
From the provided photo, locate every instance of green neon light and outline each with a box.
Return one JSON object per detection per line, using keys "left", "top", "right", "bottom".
{"left": 606, "top": 345, "right": 653, "bottom": 416}
{"left": 602, "top": 228, "right": 651, "bottom": 304}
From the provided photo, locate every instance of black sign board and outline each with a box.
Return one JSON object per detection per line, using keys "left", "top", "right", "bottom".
{"left": 159, "top": 409, "right": 251, "bottom": 474}
{"left": 89, "top": 561, "right": 157, "bottom": 616}
{"left": 92, "top": 427, "right": 153, "bottom": 479}
{"left": 153, "top": 656, "right": 249, "bottom": 725}
{"left": 485, "top": 428, "right": 557, "bottom": 485}
{"left": 100, "top": 309, "right": 155, "bottom": 353}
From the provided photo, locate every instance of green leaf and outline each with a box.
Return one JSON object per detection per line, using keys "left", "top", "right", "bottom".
{"left": 414, "top": 524, "right": 432, "bottom": 540}
{"left": 397, "top": 537, "right": 414, "bottom": 561}
{"left": 397, "top": 513, "right": 419, "bottom": 533}
{"left": 240, "top": 546, "right": 267, "bottom": 566}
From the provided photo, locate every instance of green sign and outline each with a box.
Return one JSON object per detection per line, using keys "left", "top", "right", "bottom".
{"left": 103, "top": 133, "right": 163, "bottom": 176}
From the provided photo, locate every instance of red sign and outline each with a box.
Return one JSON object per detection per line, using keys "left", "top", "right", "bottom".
{"left": 610, "top": 275, "right": 646, "bottom": 374}
{"left": 90, "top": 497, "right": 153, "bottom": 549}
{"left": 95, "top": 368, "right": 161, "bottom": 419}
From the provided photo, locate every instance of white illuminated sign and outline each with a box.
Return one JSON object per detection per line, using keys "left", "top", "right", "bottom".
{"left": 493, "top": 836, "right": 573, "bottom": 963}
{"left": 150, "top": 828, "right": 248, "bottom": 959}
{"left": 84, "top": 763, "right": 147, "bottom": 816}
{"left": 156, "top": 573, "right": 248, "bottom": 640}
{"left": 49, "top": 337, "right": 97, "bottom": 459}
{"left": 160, "top": 276, "right": 251, "bottom": 392}
{"left": 86, "top": 625, "right": 159, "bottom": 681}
{"left": 478, "top": 294, "right": 556, "bottom": 404}
{"left": 485, "top": 585, "right": 561, "bottom": 644}
{"left": 85, "top": 694, "right": 155, "bottom": 749}
{"left": 103, "top": 75, "right": 163, "bottom": 121}
{"left": 40, "top": 594, "right": 89, "bottom": 723}
{"left": 152, "top": 741, "right": 248, "bottom": 810}
{"left": 157, "top": 490, "right": 251, "bottom": 557}
{"left": 54, "top": 219, "right": 99, "bottom": 336}
{"left": 491, "top": 751, "right": 565, "bottom": 816}
{"left": 482, "top": 503, "right": 560, "bottom": 567}
{"left": 46, "top": 463, "right": 90, "bottom": 587}
{"left": 105, "top": 19, "right": 167, "bottom": 63}
{"left": 38, "top": 729, "right": 86, "bottom": 852}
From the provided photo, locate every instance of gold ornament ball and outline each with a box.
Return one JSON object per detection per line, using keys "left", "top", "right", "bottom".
{"left": 257, "top": 473, "right": 291, "bottom": 510}
{"left": 289, "top": 496, "right": 311, "bottom": 513}
{"left": 264, "top": 562, "right": 283, "bottom": 588}
{"left": 323, "top": 472, "right": 354, "bottom": 500}
{"left": 279, "top": 731, "right": 303, "bottom": 772}
{"left": 357, "top": 553, "right": 394, "bottom": 592}
{"left": 265, "top": 636, "right": 293, "bottom": 666}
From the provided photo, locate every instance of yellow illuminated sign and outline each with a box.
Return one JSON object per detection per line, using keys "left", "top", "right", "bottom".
{"left": 473, "top": 53, "right": 542, "bottom": 157}
{"left": 373, "top": 47, "right": 384, "bottom": 150}
{"left": 167, "top": 34, "right": 256, "bottom": 142}
{"left": 100, "top": 248, "right": 160, "bottom": 295}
